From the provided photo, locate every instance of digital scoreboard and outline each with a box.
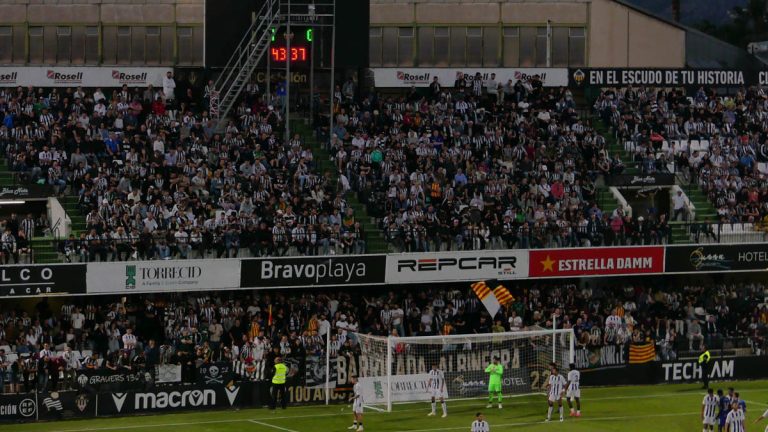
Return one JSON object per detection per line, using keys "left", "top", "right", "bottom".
{"left": 269, "top": 27, "right": 312, "bottom": 64}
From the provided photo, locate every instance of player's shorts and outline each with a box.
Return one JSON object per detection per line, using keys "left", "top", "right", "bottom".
{"left": 353, "top": 400, "right": 364, "bottom": 414}
{"left": 719, "top": 416, "right": 727, "bottom": 427}
{"left": 548, "top": 393, "right": 563, "bottom": 403}
{"left": 566, "top": 388, "right": 580, "bottom": 399}
{"left": 488, "top": 383, "right": 501, "bottom": 393}
{"left": 702, "top": 416, "right": 716, "bottom": 426}
{"left": 430, "top": 388, "right": 448, "bottom": 399}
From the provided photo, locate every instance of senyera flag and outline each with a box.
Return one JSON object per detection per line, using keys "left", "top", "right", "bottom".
{"left": 471, "top": 279, "right": 515, "bottom": 317}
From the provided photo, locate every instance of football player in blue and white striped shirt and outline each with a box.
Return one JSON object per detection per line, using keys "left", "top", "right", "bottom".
{"left": 471, "top": 412, "right": 490, "bottom": 432}
{"left": 725, "top": 401, "right": 746, "bottom": 432}
{"left": 566, "top": 363, "right": 581, "bottom": 417}
{"left": 545, "top": 363, "right": 567, "bottom": 422}
{"left": 427, "top": 363, "right": 448, "bottom": 417}
{"left": 702, "top": 388, "right": 719, "bottom": 432}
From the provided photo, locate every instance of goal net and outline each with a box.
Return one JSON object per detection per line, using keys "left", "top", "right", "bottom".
{"left": 353, "top": 329, "right": 574, "bottom": 412}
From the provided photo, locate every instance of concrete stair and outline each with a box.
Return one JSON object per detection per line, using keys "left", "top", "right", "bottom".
{"left": 292, "top": 119, "right": 389, "bottom": 254}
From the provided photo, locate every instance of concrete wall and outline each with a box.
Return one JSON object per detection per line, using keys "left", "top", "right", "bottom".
{"left": 0, "top": 0, "right": 204, "bottom": 25}
{"left": 370, "top": 0, "right": 687, "bottom": 68}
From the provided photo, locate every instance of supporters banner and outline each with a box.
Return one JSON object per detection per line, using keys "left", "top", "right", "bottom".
{"left": 86, "top": 259, "right": 241, "bottom": 294}
{"left": 198, "top": 362, "right": 235, "bottom": 386}
{"left": 528, "top": 247, "right": 665, "bottom": 278}
{"left": 0, "top": 67, "right": 168, "bottom": 87}
{"left": 371, "top": 68, "right": 569, "bottom": 88}
{"left": 241, "top": 255, "right": 386, "bottom": 288}
{"left": 569, "top": 68, "right": 752, "bottom": 88}
{"left": 628, "top": 343, "right": 656, "bottom": 364}
{"left": 156, "top": 365, "right": 183, "bottom": 384}
{"left": 665, "top": 243, "right": 768, "bottom": 273}
{"left": 610, "top": 173, "right": 676, "bottom": 187}
{"left": 98, "top": 383, "right": 245, "bottom": 415}
{"left": 0, "top": 263, "right": 86, "bottom": 297}
{"left": 359, "top": 374, "right": 434, "bottom": 404}
{"left": 574, "top": 345, "right": 627, "bottom": 370}
{"left": 386, "top": 250, "right": 528, "bottom": 284}
{"left": 76, "top": 369, "right": 146, "bottom": 391}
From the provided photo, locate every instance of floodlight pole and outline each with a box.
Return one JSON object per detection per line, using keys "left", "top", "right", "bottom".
{"left": 285, "top": 0, "right": 292, "bottom": 143}
{"left": 329, "top": 0, "right": 336, "bottom": 153}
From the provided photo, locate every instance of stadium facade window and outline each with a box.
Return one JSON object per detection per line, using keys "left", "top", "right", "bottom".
{"left": 56, "top": 26, "right": 72, "bottom": 64}
{"left": 28, "top": 26, "right": 44, "bottom": 64}
{"left": 177, "top": 26, "right": 203, "bottom": 66}
{"left": 381, "top": 27, "right": 397, "bottom": 66}
{"left": 0, "top": 27, "right": 11, "bottom": 64}
{"left": 417, "top": 27, "right": 433, "bottom": 66}
{"left": 502, "top": 26, "right": 520, "bottom": 67}
{"left": 369, "top": 27, "right": 382, "bottom": 67}
{"left": 552, "top": 26, "right": 569, "bottom": 67}
{"left": 116, "top": 26, "right": 132, "bottom": 65}
{"left": 145, "top": 26, "right": 160, "bottom": 64}
{"left": 433, "top": 27, "right": 449, "bottom": 66}
{"left": 161, "top": 26, "right": 175, "bottom": 65}
{"left": 12, "top": 25, "right": 24, "bottom": 64}
{"left": 466, "top": 27, "right": 482, "bottom": 66}
{"left": 397, "top": 27, "right": 414, "bottom": 66}
{"left": 102, "top": 26, "right": 116, "bottom": 64}
{"left": 519, "top": 27, "right": 535, "bottom": 67}
{"left": 535, "top": 26, "right": 547, "bottom": 67}
{"left": 84, "top": 26, "right": 99, "bottom": 64}
{"left": 44, "top": 26, "right": 57, "bottom": 64}
{"left": 483, "top": 26, "right": 499, "bottom": 67}
{"left": 131, "top": 26, "right": 146, "bottom": 65}
{"left": 569, "top": 27, "right": 586, "bottom": 66}
{"left": 449, "top": 26, "right": 465, "bottom": 66}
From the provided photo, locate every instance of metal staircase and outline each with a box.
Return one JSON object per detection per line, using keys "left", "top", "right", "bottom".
{"left": 211, "top": 0, "right": 279, "bottom": 129}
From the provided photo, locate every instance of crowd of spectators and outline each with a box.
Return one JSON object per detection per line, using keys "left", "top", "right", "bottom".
{"left": 322, "top": 73, "right": 642, "bottom": 252}
{"left": 594, "top": 86, "right": 768, "bottom": 225}
{"left": 0, "top": 277, "right": 765, "bottom": 393}
{"left": 0, "top": 75, "right": 369, "bottom": 263}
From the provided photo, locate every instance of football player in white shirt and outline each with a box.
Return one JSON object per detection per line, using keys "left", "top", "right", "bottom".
{"left": 427, "top": 363, "right": 448, "bottom": 417}
{"left": 753, "top": 405, "right": 768, "bottom": 432}
{"left": 348, "top": 375, "right": 364, "bottom": 432}
{"left": 703, "top": 388, "right": 719, "bottom": 432}
{"left": 566, "top": 363, "right": 581, "bottom": 417}
{"left": 726, "top": 401, "right": 746, "bottom": 432}
{"left": 471, "top": 412, "right": 490, "bottom": 432}
{"left": 545, "top": 363, "right": 567, "bottom": 422}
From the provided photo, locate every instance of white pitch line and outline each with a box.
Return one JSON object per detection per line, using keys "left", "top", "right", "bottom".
{"left": 48, "top": 389, "right": 745, "bottom": 432}
{"left": 393, "top": 411, "right": 700, "bottom": 432}
{"left": 249, "top": 419, "right": 299, "bottom": 432}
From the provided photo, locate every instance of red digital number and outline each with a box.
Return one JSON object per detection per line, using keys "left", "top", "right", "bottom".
{"left": 271, "top": 46, "right": 306, "bottom": 62}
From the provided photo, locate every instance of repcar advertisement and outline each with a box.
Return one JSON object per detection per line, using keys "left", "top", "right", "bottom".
{"left": 386, "top": 250, "right": 528, "bottom": 284}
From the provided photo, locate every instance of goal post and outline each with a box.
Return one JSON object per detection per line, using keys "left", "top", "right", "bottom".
{"left": 352, "top": 328, "right": 575, "bottom": 412}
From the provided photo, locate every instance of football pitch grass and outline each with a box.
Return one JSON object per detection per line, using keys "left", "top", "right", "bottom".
{"left": 2, "top": 380, "right": 767, "bottom": 432}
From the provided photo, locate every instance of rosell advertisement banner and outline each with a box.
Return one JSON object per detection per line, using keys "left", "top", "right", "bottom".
{"left": 386, "top": 250, "right": 528, "bottom": 284}
{"left": 0, "top": 67, "right": 168, "bottom": 87}
{"left": 86, "top": 259, "right": 241, "bottom": 294}
{"left": 528, "top": 247, "right": 665, "bottom": 278}
{"left": 371, "top": 68, "right": 569, "bottom": 88}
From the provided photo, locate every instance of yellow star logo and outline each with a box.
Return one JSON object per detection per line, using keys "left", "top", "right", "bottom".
{"left": 540, "top": 255, "right": 555, "bottom": 272}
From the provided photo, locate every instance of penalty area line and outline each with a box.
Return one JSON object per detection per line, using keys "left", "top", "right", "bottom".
{"left": 249, "top": 419, "right": 300, "bottom": 432}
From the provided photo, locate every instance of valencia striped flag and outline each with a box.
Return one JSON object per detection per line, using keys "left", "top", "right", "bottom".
{"left": 628, "top": 343, "right": 656, "bottom": 364}
{"left": 471, "top": 280, "right": 515, "bottom": 318}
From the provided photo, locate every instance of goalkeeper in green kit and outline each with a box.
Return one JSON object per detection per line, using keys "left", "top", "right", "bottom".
{"left": 485, "top": 356, "right": 503, "bottom": 409}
